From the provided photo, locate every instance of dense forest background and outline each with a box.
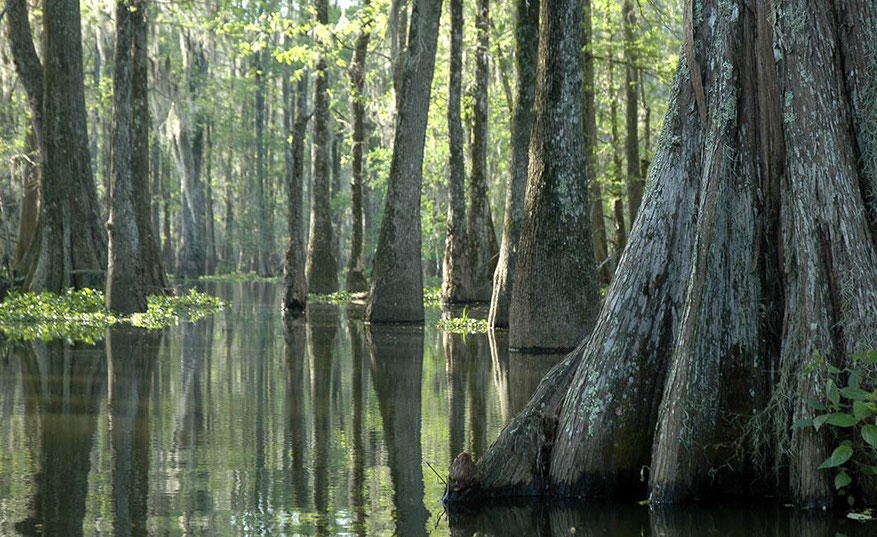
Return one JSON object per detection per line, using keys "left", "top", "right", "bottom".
{"left": 0, "top": 0, "right": 680, "bottom": 284}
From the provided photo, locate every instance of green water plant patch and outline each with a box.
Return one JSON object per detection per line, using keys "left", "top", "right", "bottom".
{"left": 437, "top": 307, "right": 488, "bottom": 334}
{"left": 0, "top": 288, "right": 228, "bottom": 344}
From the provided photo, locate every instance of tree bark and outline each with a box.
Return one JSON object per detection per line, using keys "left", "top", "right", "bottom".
{"left": 254, "top": 50, "right": 272, "bottom": 277}
{"left": 448, "top": 0, "right": 877, "bottom": 508}
{"left": 283, "top": 70, "right": 310, "bottom": 318}
{"left": 487, "top": 0, "right": 539, "bottom": 326}
{"left": 131, "top": 0, "right": 166, "bottom": 294}
{"left": 346, "top": 3, "right": 372, "bottom": 293}
{"left": 366, "top": 0, "right": 443, "bottom": 323}
{"left": 171, "top": 31, "right": 208, "bottom": 280}
{"left": 441, "top": 0, "right": 474, "bottom": 304}
{"left": 306, "top": 0, "right": 340, "bottom": 294}
{"left": 107, "top": 0, "right": 147, "bottom": 314}
{"left": 27, "top": 0, "right": 108, "bottom": 292}
{"left": 584, "top": 0, "right": 611, "bottom": 285}
{"left": 465, "top": 0, "right": 496, "bottom": 302}
{"left": 623, "top": 0, "right": 643, "bottom": 227}
{"left": 507, "top": 0, "right": 601, "bottom": 352}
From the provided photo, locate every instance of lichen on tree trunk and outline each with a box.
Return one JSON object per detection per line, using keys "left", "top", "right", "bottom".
{"left": 448, "top": 0, "right": 877, "bottom": 508}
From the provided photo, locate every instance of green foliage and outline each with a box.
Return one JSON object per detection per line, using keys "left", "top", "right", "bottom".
{"left": 309, "top": 290, "right": 354, "bottom": 304}
{"left": 436, "top": 307, "right": 488, "bottom": 334}
{"left": 423, "top": 287, "right": 442, "bottom": 308}
{"left": 199, "top": 271, "right": 280, "bottom": 284}
{"left": 0, "top": 288, "right": 228, "bottom": 344}
{"left": 794, "top": 350, "right": 877, "bottom": 505}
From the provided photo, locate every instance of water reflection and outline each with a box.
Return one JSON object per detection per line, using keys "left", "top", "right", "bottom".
{"left": 368, "top": 325, "right": 431, "bottom": 537}
{"left": 15, "top": 341, "right": 106, "bottom": 537}
{"left": 0, "top": 282, "right": 867, "bottom": 536}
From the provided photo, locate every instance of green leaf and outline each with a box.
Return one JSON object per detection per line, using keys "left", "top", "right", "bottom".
{"left": 853, "top": 400, "right": 872, "bottom": 422}
{"left": 818, "top": 445, "right": 853, "bottom": 469}
{"left": 862, "top": 424, "right": 877, "bottom": 449}
{"left": 835, "top": 470, "right": 852, "bottom": 490}
{"left": 827, "top": 364, "right": 842, "bottom": 375}
{"left": 827, "top": 379, "right": 841, "bottom": 408}
{"left": 840, "top": 386, "right": 870, "bottom": 401}
{"left": 825, "top": 413, "right": 860, "bottom": 427}
{"left": 804, "top": 398, "right": 826, "bottom": 411}
{"left": 791, "top": 418, "right": 814, "bottom": 430}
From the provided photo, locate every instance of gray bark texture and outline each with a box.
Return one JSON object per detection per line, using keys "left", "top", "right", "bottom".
{"left": 346, "top": 3, "right": 372, "bottom": 293}
{"left": 487, "top": 0, "right": 539, "bottom": 326}
{"left": 446, "top": 0, "right": 877, "bottom": 508}
{"left": 441, "top": 0, "right": 474, "bottom": 304}
{"left": 366, "top": 0, "right": 443, "bottom": 323}
{"left": 465, "top": 0, "right": 496, "bottom": 301}
{"left": 26, "top": 0, "right": 108, "bottom": 292}
{"left": 507, "top": 0, "right": 601, "bottom": 352}
{"left": 306, "top": 0, "right": 340, "bottom": 294}
{"left": 283, "top": 70, "right": 309, "bottom": 318}
{"left": 107, "top": 0, "right": 147, "bottom": 314}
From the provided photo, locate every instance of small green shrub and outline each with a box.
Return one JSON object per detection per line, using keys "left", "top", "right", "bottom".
{"left": 309, "top": 290, "right": 354, "bottom": 304}
{"left": 793, "top": 349, "right": 877, "bottom": 506}
{"left": 423, "top": 286, "right": 442, "bottom": 308}
{"left": 436, "top": 307, "right": 488, "bottom": 334}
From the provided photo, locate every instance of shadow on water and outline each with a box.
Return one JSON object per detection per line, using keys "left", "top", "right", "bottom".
{"left": 0, "top": 282, "right": 873, "bottom": 536}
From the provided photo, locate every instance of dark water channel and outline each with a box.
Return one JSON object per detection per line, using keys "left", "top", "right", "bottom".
{"left": 0, "top": 282, "right": 870, "bottom": 536}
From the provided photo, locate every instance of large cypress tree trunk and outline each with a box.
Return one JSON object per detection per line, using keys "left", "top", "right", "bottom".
{"left": 346, "top": 3, "right": 372, "bottom": 293}
{"left": 507, "top": 0, "right": 601, "bottom": 352}
{"left": 487, "top": 0, "right": 539, "bottom": 326}
{"left": 27, "top": 0, "right": 107, "bottom": 292}
{"left": 466, "top": 0, "right": 496, "bottom": 301}
{"left": 283, "top": 70, "right": 310, "bottom": 318}
{"left": 441, "top": 0, "right": 474, "bottom": 304}
{"left": 107, "top": 0, "right": 147, "bottom": 314}
{"left": 366, "top": 0, "right": 443, "bottom": 323}
{"left": 447, "top": 0, "right": 877, "bottom": 508}
{"left": 306, "top": 0, "right": 340, "bottom": 294}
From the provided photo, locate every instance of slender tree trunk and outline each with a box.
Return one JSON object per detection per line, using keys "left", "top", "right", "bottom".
{"left": 507, "top": 0, "right": 601, "bottom": 352}
{"left": 366, "top": 0, "right": 443, "bottom": 323}
{"left": 346, "top": 4, "right": 372, "bottom": 293}
{"left": 283, "top": 70, "right": 310, "bottom": 317}
{"left": 466, "top": 0, "right": 496, "bottom": 301}
{"left": 13, "top": 130, "right": 39, "bottom": 271}
{"left": 254, "top": 51, "right": 271, "bottom": 277}
{"left": 441, "top": 0, "right": 473, "bottom": 304}
{"left": 131, "top": 0, "right": 166, "bottom": 294}
{"left": 107, "top": 0, "right": 147, "bottom": 314}
{"left": 27, "top": 0, "right": 108, "bottom": 292}
{"left": 448, "top": 0, "right": 877, "bottom": 508}
{"left": 623, "top": 0, "right": 643, "bottom": 228}
{"left": 306, "top": 0, "right": 340, "bottom": 294}
{"left": 584, "top": 0, "right": 611, "bottom": 285}
{"left": 204, "top": 122, "right": 216, "bottom": 275}
{"left": 487, "top": 0, "right": 539, "bottom": 326}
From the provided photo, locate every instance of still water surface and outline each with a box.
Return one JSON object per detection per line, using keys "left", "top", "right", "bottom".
{"left": 0, "top": 282, "right": 870, "bottom": 536}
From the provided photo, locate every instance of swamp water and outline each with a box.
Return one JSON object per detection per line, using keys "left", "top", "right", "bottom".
{"left": 0, "top": 282, "right": 870, "bottom": 536}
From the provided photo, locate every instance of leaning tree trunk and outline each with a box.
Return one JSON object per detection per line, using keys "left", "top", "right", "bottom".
{"left": 441, "top": 0, "right": 474, "bottom": 304}
{"left": 447, "top": 0, "right": 877, "bottom": 509}
{"left": 306, "top": 0, "right": 340, "bottom": 294}
{"left": 27, "top": 0, "right": 107, "bottom": 292}
{"left": 506, "top": 0, "right": 601, "bottom": 352}
{"left": 487, "top": 0, "right": 539, "bottom": 326}
{"left": 346, "top": 2, "right": 372, "bottom": 293}
{"left": 283, "top": 69, "right": 310, "bottom": 318}
{"left": 466, "top": 0, "right": 496, "bottom": 302}
{"left": 107, "top": 0, "right": 147, "bottom": 314}
{"left": 366, "top": 0, "right": 443, "bottom": 323}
